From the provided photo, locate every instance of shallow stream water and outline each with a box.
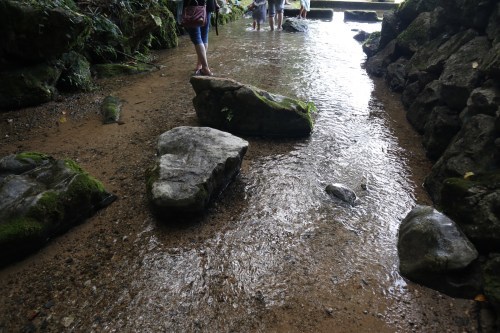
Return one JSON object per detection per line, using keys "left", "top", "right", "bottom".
{"left": 0, "top": 12, "right": 479, "bottom": 333}
{"left": 98, "top": 14, "right": 477, "bottom": 332}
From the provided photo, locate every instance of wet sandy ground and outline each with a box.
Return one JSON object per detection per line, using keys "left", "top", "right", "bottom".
{"left": 0, "top": 32, "right": 479, "bottom": 332}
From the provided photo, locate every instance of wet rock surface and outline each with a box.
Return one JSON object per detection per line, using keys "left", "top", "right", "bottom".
{"left": 366, "top": 0, "right": 499, "bottom": 322}
{"left": 397, "top": 205, "right": 480, "bottom": 298}
{"left": 190, "top": 76, "right": 316, "bottom": 137}
{"left": 147, "top": 126, "right": 248, "bottom": 215}
{"left": 0, "top": 152, "right": 115, "bottom": 266}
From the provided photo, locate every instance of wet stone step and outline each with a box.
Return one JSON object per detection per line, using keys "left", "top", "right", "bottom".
{"left": 283, "top": 8, "right": 334, "bottom": 20}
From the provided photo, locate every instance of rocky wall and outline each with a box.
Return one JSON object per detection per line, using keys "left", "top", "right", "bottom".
{"left": 363, "top": 0, "right": 500, "bottom": 325}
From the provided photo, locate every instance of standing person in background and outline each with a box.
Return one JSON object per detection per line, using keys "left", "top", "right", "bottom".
{"left": 185, "top": 0, "right": 219, "bottom": 76}
{"left": 248, "top": 0, "right": 267, "bottom": 30}
{"left": 267, "top": 0, "right": 284, "bottom": 31}
{"left": 297, "top": 0, "right": 309, "bottom": 19}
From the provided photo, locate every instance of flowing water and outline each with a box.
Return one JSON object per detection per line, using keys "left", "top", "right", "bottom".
{"left": 95, "top": 15, "right": 477, "bottom": 332}
{"left": 0, "top": 13, "right": 478, "bottom": 333}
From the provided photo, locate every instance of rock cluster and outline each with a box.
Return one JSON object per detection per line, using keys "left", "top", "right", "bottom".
{"left": 365, "top": 0, "right": 500, "bottom": 320}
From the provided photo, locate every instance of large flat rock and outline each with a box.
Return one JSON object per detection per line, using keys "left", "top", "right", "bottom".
{"left": 147, "top": 126, "right": 248, "bottom": 215}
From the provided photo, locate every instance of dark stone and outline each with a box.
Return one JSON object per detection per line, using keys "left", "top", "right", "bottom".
{"left": 362, "top": 31, "right": 381, "bottom": 58}
{"left": 385, "top": 58, "right": 408, "bottom": 92}
{"left": 406, "top": 29, "right": 478, "bottom": 79}
{"left": 486, "top": 2, "right": 500, "bottom": 43}
{"left": 441, "top": 172, "right": 500, "bottom": 253}
{"left": 406, "top": 80, "right": 441, "bottom": 133}
{"left": 282, "top": 18, "right": 309, "bottom": 32}
{"left": 460, "top": 86, "right": 500, "bottom": 123}
{"left": 395, "top": 0, "right": 440, "bottom": 27}
{"left": 401, "top": 81, "right": 422, "bottom": 108}
{"left": 353, "top": 30, "right": 370, "bottom": 42}
{"left": 379, "top": 10, "right": 401, "bottom": 51}
{"left": 365, "top": 39, "right": 396, "bottom": 77}
{"left": 397, "top": 205, "right": 481, "bottom": 298}
{"left": 0, "top": 1, "right": 91, "bottom": 64}
{"left": 480, "top": 41, "right": 500, "bottom": 80}
{"left": 422, "top": 106, "right": 461, "bottom": 160}
{"left": 483, "top": 255, "right": 500, "bottom": 321}
{"left": 325, "top": 184, "right": 357, "bottom": 206}
{"left": 0, "top": 63, "right": 61, "bottom": 111}
{"left": 425, "top": 114, "right": 497, "bottom": 203}
{"left": 344, "top": 11, "right": 380, "bottom": 22}
{"left": 439, "top": 36, "right": 491, "bottom": 110}
{"left": 57, "top": 51, "right": 93, "bottom": 92}
{"left": 395, "top": 9, "right": 445, "bottom": 59}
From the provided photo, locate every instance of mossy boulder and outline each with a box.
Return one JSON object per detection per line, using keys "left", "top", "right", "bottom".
{"left": 101, "top": 96, "right": 122, "bottom": 124}
{"left": 190, "top": 76, "right": 316, "bottom": 138}
{"left": 85, "top": 14, "right": 128, "bottom": 64}
{"left": 151, "top": 7, "right": 179, "bottom": 50}
{"left": 0, "top": 63, "right": 62, "bottom": 110}
{"left": 0, "top": 152, "right": 116, "bottom": 266}
{"left": 58, "top": 51, "right": 93, "bottom": 92}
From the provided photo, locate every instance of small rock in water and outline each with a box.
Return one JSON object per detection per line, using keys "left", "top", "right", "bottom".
{"left": 325, "top": 184, "right": 357, "bottom": 206}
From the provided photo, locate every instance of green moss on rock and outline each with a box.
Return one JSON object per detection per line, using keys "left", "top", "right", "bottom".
{"left": 0, "top": 218, "right": 44, "bottom": 245}
{"left": 16, "top": 152, "right": 50, "bottom": 164}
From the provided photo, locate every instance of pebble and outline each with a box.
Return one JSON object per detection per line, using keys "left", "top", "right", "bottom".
{"left": 61, "top": 316, "right": 74, "bottom": 327}
{"left": 43, "top": 300, "right": 55, "bottom": 309}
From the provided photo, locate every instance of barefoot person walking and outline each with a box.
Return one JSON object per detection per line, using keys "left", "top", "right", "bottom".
{"left": 298, "top": 0, "right": 310, "bottom": 19}
{"left": 268, "top": 0, "right": 284, "bottom": 31}
{"left": 185, "top": 0, "right": 219, "bottom": 76}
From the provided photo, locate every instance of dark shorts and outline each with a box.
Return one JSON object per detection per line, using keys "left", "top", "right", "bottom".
{"left": 267, "top": 0, "right": 284, "bottom": 16}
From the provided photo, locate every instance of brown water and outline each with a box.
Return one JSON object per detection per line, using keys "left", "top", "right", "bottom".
{"left": 0, "top": 14, "right": 478, "bottom": 333}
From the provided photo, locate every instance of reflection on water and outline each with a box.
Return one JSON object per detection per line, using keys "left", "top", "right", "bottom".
{"left": 105, "top": 15, "right": 476, "bottom": 332}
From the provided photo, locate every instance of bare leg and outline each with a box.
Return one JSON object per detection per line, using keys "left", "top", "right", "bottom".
{"left": 277, "top": 12, "right": 283, "bottom": 30}
{"left": 269, "top": 15, "right": 275, "bottom": 31}
{"left": 194, "top": 43, "right": 212, "bottom": 74}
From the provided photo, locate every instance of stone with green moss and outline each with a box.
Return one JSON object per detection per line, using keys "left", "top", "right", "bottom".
{"left": 0, "top": 63, "right": 62, "bottom": 110}
{"left": 58, "top": 51, "right": 94, "bottom": 92}
{"left": 440, "top": 171, "right": 500, "bottom": 253}
{"left": 190, "top": 76, "right": 316, "bottom": 137}
{"left": 395, "top": 11, "right": 434, "bottom": 57}
{"left": 101, "top": 96, "right": 122, "bottom": 124}
{"left": 0, "top": 152, "right": 115, "bottom": 266}
{"left": 0, "top": 0, "right": 92, "bottom": 63}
